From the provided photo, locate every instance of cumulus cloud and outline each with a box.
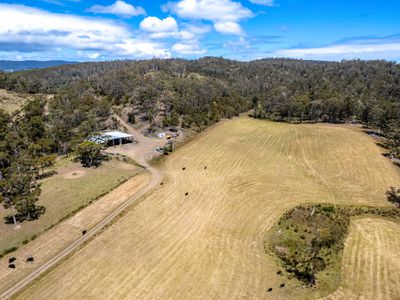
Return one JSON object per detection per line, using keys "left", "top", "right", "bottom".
{"left": 117, "top": 39, "right": 171, "bottom": 57}
{"left": 183, "top": 23, "right": 212, "bottom": 35}
{"left": 249, "top": 0, "right": 274, "bottom": 6}
{"left": 0, "top": 3, "right": 169, "bottom": 59}
{"left": 172, "top": 41, "right": 206, "bottom": 55}
{"left": 164, "top": 0, "right": 252, "bottom": 35}
{"left": 214, "top": 21, "right": 243, "bottom": 35}
{"left": 139, "top": 16, "right": 210, "bottom": 47}
{"left": 87, "top": 0, "right": 146, "bottom": 17}
{"left": 140, "top": 17, "right": 179, "bottom": 33}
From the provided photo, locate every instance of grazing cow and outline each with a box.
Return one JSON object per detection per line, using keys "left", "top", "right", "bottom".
{"left": 182, "top": 167, "right": 186, "bottom": 171}
{"left": 204, "top": 166, "right": 207, "bottom": 170}
{"left": 267, "top": 288, "right": 272, "bottom": 292}
{"left": 26, "top": 256, "right": 34, "bottom": 263}
{"left": 280, "top": 283, "right": 285, "bottom": 288}
{"left": 185, "top": 192, "right": 189, "bottom": 196}
{"left": 82, "top": 230, "right": 87, "bottom": 235}
{"left": 8, "top": 257, "right": 16, "bottom": 264}
{"left": 276, "top": 270, "right": 282, "bottom": 275}
{"left": 8, "top": 264, "right": 15, "bottom": 269}
{"left": 160, "top": 182, "right": 164, "bottom": 185}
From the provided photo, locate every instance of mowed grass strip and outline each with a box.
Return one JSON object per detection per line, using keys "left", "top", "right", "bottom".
{"left": 14, "top": 117, "right": 400, "bottom": 300}
{"left": 0, "top": 158, "right": 141, "bottom": 253}
{"left": 323, "top": 217, "right": 400, "bottom": 300}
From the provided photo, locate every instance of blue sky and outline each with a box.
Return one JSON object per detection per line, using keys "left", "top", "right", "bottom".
{"left": 0, "top": 0, "right": 399, "bottom": 61}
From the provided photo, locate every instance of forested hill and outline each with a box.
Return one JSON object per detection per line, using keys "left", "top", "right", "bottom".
{"left": 0, "top": 57, "right": 399, "bottom": 156}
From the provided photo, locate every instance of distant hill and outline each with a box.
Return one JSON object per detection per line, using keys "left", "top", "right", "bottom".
{"left": 0, "top": 60, "right": 78, "bottom": 72}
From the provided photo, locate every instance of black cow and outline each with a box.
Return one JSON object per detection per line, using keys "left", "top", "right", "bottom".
{"left": 267, "top": 288, "right": 272, "bottom": 292}
{"left": 82, "top": 230, "right": 87, "bottom": 235}
{"left": 182, "top": 167, "right": 186, "bottom": 171}
{"left": 8, "top": 257, "right": 16, "bottom": 264}
{"left": 276, "top": 270, "right": 282, "bottom": 275}
{"left": 26, "top": 256, "right": 34, "bottom": 262}
{"left": 185, "top": 192, "right": 189, "bottom": 196}
{"left": 280, "top": 283, "right": 285, "bottom": 288}
{"left": 204, "top": 166, "right": 207, "bottom": 170}
{"left": 8, "top": 264, "right": 15, "bottom": 269}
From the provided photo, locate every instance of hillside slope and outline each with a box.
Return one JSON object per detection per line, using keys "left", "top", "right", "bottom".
{"left": 14, "top": 117, "right": 400, "bottom": 300}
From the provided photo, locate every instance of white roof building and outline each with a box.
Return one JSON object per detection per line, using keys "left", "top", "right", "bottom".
{"left": 103, "top": 131, "right": 134, "bottom": 140}
{"left": 89, "top": 131, "right": 134, "bottom": 144}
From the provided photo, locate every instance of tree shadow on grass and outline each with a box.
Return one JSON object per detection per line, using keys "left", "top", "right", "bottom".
{"left": 4, "top": 206, "right": 46, "bottom": 224}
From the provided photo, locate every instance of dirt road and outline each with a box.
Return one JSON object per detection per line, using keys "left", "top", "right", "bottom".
{"left": 110, "top": 114, "right": 166, "bottom": 166}
{"left": 0, "top": 116, "right": 164, "bottom": 300}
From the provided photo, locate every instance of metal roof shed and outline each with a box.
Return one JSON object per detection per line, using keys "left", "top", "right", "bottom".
{"left": 90, "top": 131, "right": 134, "bottom": 146}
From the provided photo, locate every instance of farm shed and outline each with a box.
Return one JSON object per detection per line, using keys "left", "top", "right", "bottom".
{"left": 90, "top": 131, "right": 134, "bottom": 146}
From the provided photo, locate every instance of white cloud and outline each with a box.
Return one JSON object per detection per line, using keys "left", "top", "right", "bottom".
{"left": 170, "top": 0, "right": 252, "bottom": 21}
{"left": 214, "top": 21, "right": 243, "bottom": 35}
{"left": 165, "top": 0, "right": 253, "bottom": 35}
{"left": 117, "top": 39, "right": 171, "bottom": 57}
{"left": 249, "top": 0, "right": 274, "bottom": 6}
{"left": 140, "top": 17, "right": 210, "bottom": 45}
{"left": 182, "top": 23, "right": 212, "bottom": 35}
{"left": 275, "top": 43, "right": 400, "bottom": 59}
{"left": 0, "top": 3, "right": 169, "bottom": 59}
{"left": 140, "top": 17, "right": 178, "bottom": 33}
{"left": 224, "top": 36, "right": 250, "bottom": 49}
{"left": 87, "top": 0, "right": 146, "bottom": 17}
{"left": 179, "top": 30, "right": 196, "bottom": 40}
{"left": 172, "top": 41, "right": 206, "bottom": 55}
{"left": 88, "top": 52, "right": 100, "bottom": 59}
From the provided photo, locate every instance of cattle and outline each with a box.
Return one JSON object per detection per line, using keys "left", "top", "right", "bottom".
{"left": 8, "top": 264, "right": 15, "bottom": 269}
{"left": 204, "top": 166, "right": 207, "bottom": 170}
{"left": 280, "top": 283, "right": 285, "bottom": 288}
{"left": 182, "top": 167, "right": 186, "bottom": 171}
{"left": 26, "top": 256, "right": 34, "bottom": 263}
{"left": 276, "top": 270, "right": 282, "bottom": 275}
{"left": 8, "top": 257, "right": 16, "bottom": 264}
{"left": 267, "top": 288, "right": 272, "bottom": 292}
{"left": 82, "top": 230, "right": 87, "bottom": 235}
{"left": 160, "top": 182, "right": 164, "bottom": 185}
{"left": 185, "top": 192, "right": 189, "bottom": 196}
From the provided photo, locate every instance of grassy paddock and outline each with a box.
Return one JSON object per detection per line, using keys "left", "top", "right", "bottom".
{"left": 0, "top": 157, "right": 142, "bottom": 254}
{"left": 266, "top": 204, "right": 400, "bottom": 296}
{"left": 325, "top": 216, "right": 400, "bottom": 299}
{"left": 15, "top": 117, "right": 400, "bottom": 300}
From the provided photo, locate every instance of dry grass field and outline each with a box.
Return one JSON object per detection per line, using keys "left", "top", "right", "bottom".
{"left": 0, "top": 89, "right": 30, "bottom": 113}
{"left": 14, "top": 117, "right": 400, "bottom": 299}
{"left": 0, "top": 158, "right": 141, "bottom": 254}
{"left": 324, "top": 217, "right": 400, "bottom": 300}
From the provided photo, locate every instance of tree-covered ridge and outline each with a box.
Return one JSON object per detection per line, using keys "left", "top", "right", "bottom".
{"left": 0, "top": 57, "right": 399, "bottom": 155}
{"left": 0, "top": 57, "right": 399, "bottom": 225}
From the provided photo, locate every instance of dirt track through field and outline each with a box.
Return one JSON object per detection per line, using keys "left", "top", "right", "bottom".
{"left": 0, "top": 169, "right": 158, "bottom": 300}
{"left": 13, "top": 117, "right": 400, "bottom": 300}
